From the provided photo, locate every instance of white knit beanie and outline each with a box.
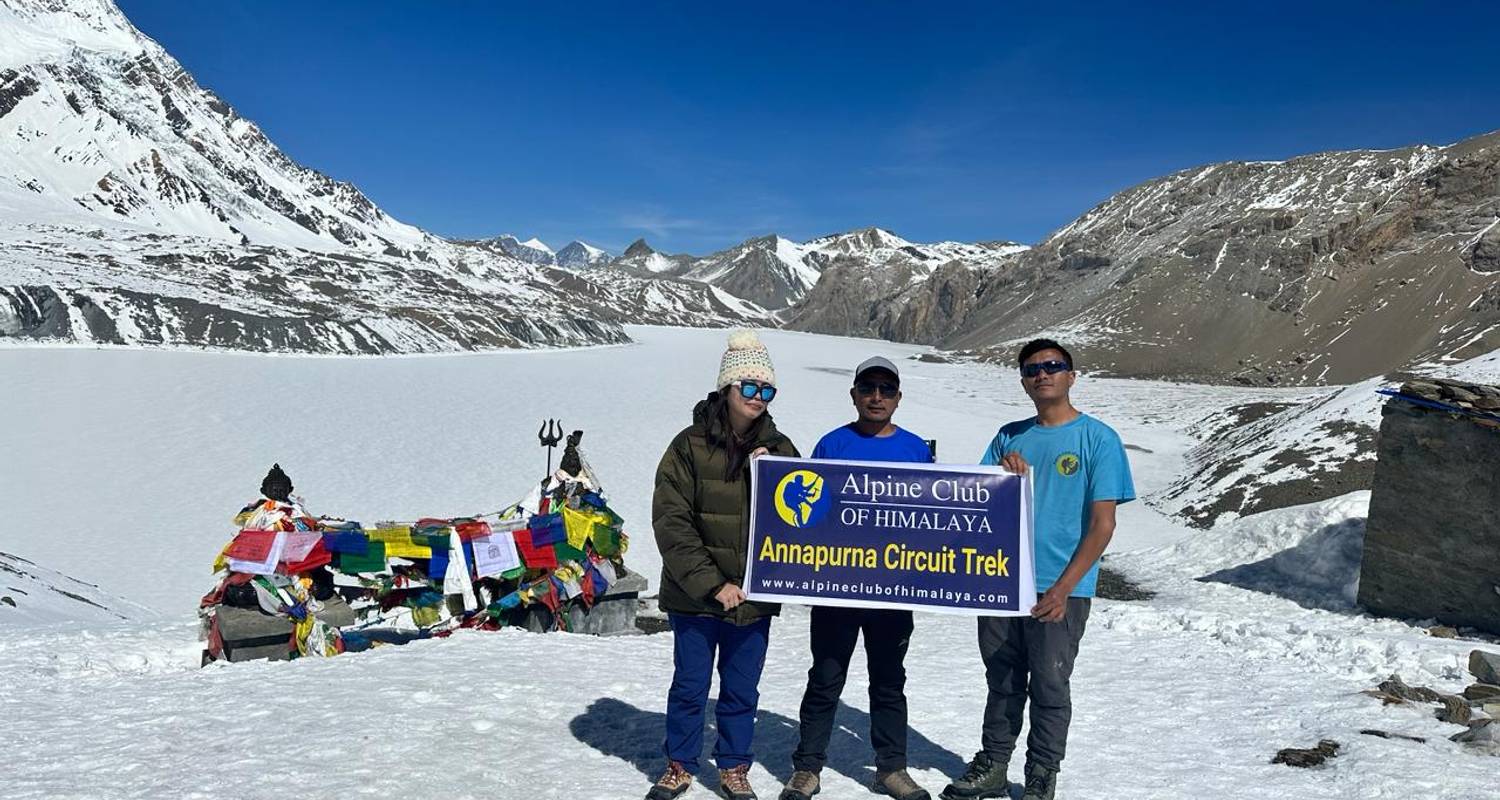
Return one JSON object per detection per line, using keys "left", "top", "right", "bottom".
{"left": 716, "top": 329, "right": 776, "bottom": 389}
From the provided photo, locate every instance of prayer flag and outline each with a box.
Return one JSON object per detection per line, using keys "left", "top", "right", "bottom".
{"left": 514, "top": 529, "right": 558, "bottom": 570}
{"left": 228, "top": 531, "right": 287, "bottom": 575}
{"left": 472, "top": 531, "right": 522, "bottom": 579}
{"left": 337, "top": 539, "right": 386, "bottom": 574}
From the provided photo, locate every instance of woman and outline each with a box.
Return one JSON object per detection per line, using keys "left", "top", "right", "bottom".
{"left": 648, "top": 329, "right": 799, "bottom": 800}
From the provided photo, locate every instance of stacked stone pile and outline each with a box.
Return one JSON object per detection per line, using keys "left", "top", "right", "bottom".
{"left": 1358, "top": 378, "right": 1500, "bottom": 634}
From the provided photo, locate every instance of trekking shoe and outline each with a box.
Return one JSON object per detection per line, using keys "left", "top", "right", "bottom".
{"left": 777, "top": 769, "right": 820, "bottom": 800}
{"left": 873, "top": 768, "right": 931, "bottom": 800}
{"left": 646, "top": 761, "right": 693, "bottom": 800}
{"left": 1020, "top": 764, "right": 1057, "bottom": 800}
{"left": 718, "top": 764, "right": 758, "bottom": 800}
{"left": 938, "top": 752, "right": 1009, "bottom": 800}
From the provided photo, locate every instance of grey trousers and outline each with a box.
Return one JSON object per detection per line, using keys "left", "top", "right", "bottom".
{"left": 977, "top": 598, "right": 1091, "bottom": 771}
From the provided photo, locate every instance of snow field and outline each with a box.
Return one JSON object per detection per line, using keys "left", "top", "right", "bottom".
{"left": 3, "top": 327, "right": 1498, "bottom": 798}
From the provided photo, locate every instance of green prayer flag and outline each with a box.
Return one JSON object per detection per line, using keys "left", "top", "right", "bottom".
{"left": 554, "top": 541, "right": 586, "bottom": 563}
{"left": 338, "top": 540, "right": 387, "bottom": 573}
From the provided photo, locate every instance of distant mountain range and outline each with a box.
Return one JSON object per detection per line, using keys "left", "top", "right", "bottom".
{"left": 3, "top": 0, "right": 1496, "bottom": 384}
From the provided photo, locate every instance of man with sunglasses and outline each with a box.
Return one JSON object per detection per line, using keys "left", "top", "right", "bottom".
{"left": 780, "top": 356, "right": 934, "bottom": 800}
{"left": 941, "top": 339, "right": 1134, "bottom": 800}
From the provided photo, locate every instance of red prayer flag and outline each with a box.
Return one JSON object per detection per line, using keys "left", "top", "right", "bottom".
{"left": 514, "top": 529, "right": 558, "bottom": 570}
{"left": 225, "top": 530, "right": 278, "bottom": 561}
{"left": 282, "top": 541, "right": 333, "bottom": 574}
{"left": 454, "top": 519, "right": 492, "bottom": 542}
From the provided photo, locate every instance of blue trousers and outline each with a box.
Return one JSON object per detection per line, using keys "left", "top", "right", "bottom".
{"left": 664, "top": 613, "right": 772, "bottom": 772}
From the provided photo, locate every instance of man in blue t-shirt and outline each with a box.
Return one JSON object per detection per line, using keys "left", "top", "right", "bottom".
{"left": 780, "top": 356, "right": 934, "bottom": 800}
{"left": 942, "top": 339, "right": 1135, "bottom": 800}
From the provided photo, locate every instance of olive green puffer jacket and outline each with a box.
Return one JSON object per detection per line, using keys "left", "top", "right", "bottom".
{"left": 653, "top": 392, "right": 799, "bottom": 625}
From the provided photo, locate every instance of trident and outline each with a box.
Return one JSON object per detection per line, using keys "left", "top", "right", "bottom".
{"left": 538, "top": 419, "right": 564, "bottom": 476}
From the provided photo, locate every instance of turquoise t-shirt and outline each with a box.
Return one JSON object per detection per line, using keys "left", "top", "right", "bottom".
{"left": 980, "top": 413, "right": 1135, "bottom": 597}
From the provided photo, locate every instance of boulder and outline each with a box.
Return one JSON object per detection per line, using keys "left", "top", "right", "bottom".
{"left": 1463, "top": 683, "right": 1500, "bottom": 703}
{"left": 1471, "top": 650, "right": 1500, "bottom": 685}
{"left": 1272, "top": 739, "right": 1340, "bottom": 768}
{"left": 1437, "top": 694, "right": 1473, "bottom": 725}
{"left": 1368, "top": 674, "right": 1442, "bottom": 704}
{"left": 1450, "top": 718, "right": 1500, "bottom": 745}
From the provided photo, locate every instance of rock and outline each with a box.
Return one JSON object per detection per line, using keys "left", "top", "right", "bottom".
{"left": 1371, "top": 675, "right": 1442, "bottom": 704}
{"left": 1272, "top": 739, "right": 1341, "bottom": 768}
{"left": 1402, "top": 381, "right": 1444, "bottom": 400}
{"left": 1471, "top": 650, "right": 1500, "bottom": 685}
{"left": 1447, "top": 386, "right": 1482, "bottom": 404}
{"left": 1437, "top": 694, "right": 1474, "bottom": 725}
{"left": 1485, "top": 702, "right": 1500, "bottom": 718}
{"left": 1096, "top": 566, "right": 1157, "bottom": 601}
{"left": 1464, "top": 683, "right": 1500, "bottom": 702}
{"left": 1359, "top": 729, "right": 1427, "bottom": 743}
{"left": 0, "top": 595, "right": 14, "bottom": 607}
{"left": 1429, "top": 625, "right": 1461, "bottom": 639}
{"left": 1450, "top": 718, "right": 1500, "bottom": 744}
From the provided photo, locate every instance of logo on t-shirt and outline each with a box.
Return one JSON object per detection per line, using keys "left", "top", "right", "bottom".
{"left": 775, "top": 469, "right": 830, "bottom": 528}
{"left": 1055, "top": 453, "right": 1081, "bottom": 477}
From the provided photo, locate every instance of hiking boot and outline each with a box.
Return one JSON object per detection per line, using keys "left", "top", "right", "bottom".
{"left": 646, "top": 761, "right": 693, "bottom": 800}
{"left": 1020, "top": 764, "right": 1057, "bottom": 800}
{"left": 777, "top": 769, "right": 820, "bottom": 800}
{"left": 939, "top": 752, "right": 1009, "bottom": 800}
{"left": 873, "top": 768, "right": 931, "bottom": 800}
{"left": 718, "top": 764, "right": 758, "bottom": 800}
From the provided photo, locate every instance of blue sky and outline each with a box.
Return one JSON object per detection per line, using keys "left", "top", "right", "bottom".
{"left": 118, "top": 0, "right": 1500, "bottom": 254}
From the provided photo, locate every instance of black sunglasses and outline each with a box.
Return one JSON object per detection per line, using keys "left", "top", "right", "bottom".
{"left": 854, "top": 381, "right": 899, "bottom": 398}
{"left": 1020, "top": 360, "right": 1072, "bottom": 378}
{"left": 736, "top": 381, "right": 777, "bottom": 402}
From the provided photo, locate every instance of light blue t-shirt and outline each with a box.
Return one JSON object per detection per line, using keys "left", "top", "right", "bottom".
{"left": 812, "top": 423, "right": 933, "bottom": 463}
{"left": 980, "top": 413, "right": 1135, "bottom": 597}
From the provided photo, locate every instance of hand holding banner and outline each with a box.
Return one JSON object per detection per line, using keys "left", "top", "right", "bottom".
{"left": 745, "top": 456, "right": 1035, "bottom": 615}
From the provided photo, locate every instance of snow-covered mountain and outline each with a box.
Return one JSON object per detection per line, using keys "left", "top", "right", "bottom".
{"left": 606, "top": 228, "right": 1028, "bottom": 313}
{"left": 679, "top": 235, "right": 822, "bottom": 310}
{"left": 555, "top": 240, "right": 611, "bottom": 269}
{"left": 613, "top": 238, "right": 695, "bottom": 275}
{"left": 478, "top": 234, "right": 555, "bottom": 266}
{"left": 0, "top": 0, "right": 756, "bottom": 352}
{"left": 789, "top": 133, "right": 1500, "bottom": 385}
{"left": 784, "top": 229, "right": 1030, "bottom": 340}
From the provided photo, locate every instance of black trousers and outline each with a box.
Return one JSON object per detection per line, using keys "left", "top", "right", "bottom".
{"left": 978, "top": 598, "right": 1091, "bottom": 771}
{"left": 792, "top": 605, "right": 914, "bottom": 773}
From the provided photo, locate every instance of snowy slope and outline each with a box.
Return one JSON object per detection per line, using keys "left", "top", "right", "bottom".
{"left": 0, "top": 0, "right": 748, "bottom": 353}
{"left": 4, "top": 330, "right": 1498, "bottom": 798}
{"left": 0, "top": 550, "right": 156, "bottom": 624}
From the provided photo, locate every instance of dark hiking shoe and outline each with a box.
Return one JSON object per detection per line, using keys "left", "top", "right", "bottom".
{"left": 873, "top": 768, "right": 931, "bottom": 800}
{"left": 718, "top": 764, "right": 758, "bottom": 800}
{"left": 1020, "top": 764, "right": 1058, "bottom": 800}
{"left": 778, "top": 769, "right": 820, "bottom": 800}
{"left": 646, "top": 761, "right": 693, "bottom": 800}
{"left": 939, "top": 753, "right": 1009, "bottom": 800}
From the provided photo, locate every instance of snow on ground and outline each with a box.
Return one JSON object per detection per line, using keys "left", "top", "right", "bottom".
{"left": 0, "top": 550, "right": 156, "bottom": 625}
{"left": 2, "top": 327, "right": 1496, "bottom": 799}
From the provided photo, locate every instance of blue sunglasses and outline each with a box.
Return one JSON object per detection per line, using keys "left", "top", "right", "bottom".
{"left": 1020, "top": 360, "right": 1072, "bottom": 378}
{"left": 736, "top": 381, "right": 777, "bottom": 402}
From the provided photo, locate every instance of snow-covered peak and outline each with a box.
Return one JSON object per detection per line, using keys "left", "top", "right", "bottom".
{"left": 807, "top": 226, "right": 915, "bottom": 256}
{"left": 0, "top": 0, "right": 142, "bottom": 67}
{"left": 484, "top": 234, "right": 556, "bottom": 265}
{"left": 555, "top": 240, "right": 612, "bottom": 269}
{"left": 0, "top": 0, "right": 430, "bottom": 254}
